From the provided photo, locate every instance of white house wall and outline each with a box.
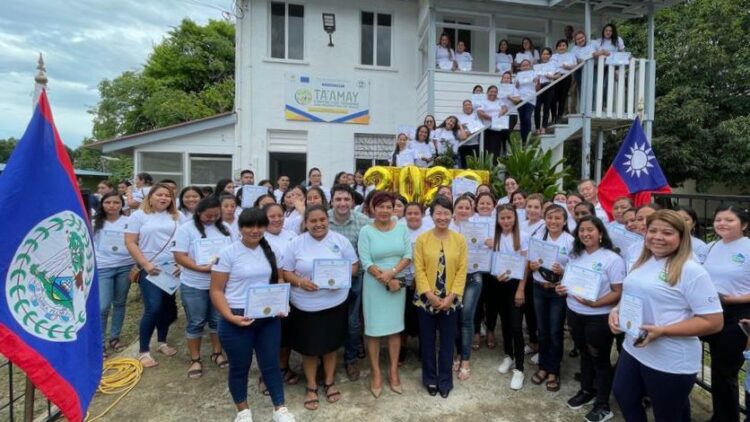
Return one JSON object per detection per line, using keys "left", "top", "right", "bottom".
{"left": 135, "top": 125, "right": 234, "bottom": 155}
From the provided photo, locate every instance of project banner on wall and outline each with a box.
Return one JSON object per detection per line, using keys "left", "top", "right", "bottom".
{"left": 284, "top": 73, "right": 370, "bottom": 124}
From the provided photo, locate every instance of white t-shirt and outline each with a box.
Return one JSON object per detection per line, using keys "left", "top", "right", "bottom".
{"left": 433, "top": 128, "right": 459, "bottom": 155}
{"left": 172, "top": 221, "right": 232, "bottom": 289}
{"left": 566, "top": 248, "right": 626, "bottom": 315}
{"left": 280, "top": 231, "right": 359, "bottom": 312}
{"left": 495, "top": 53, "right": 513, "bottom": 72}
{"left": 497, "top": 231, "right": 530, "bottom": 255}
{"left": 125, "top": 210, "right": 179, "bottom": 265}
{"left": 95, "top": 216, "right": 134, "bottom": 269}
{"left": 454, "top": 51, "right": 473, "bottom": 70}
{"left": 436, "top": 45, "right": 454, "bottom": 67}
{"left": 692, "top": 236, "right": 709, "bottom": 263}
{"left": 515, "top": 50, "right": 540, "bottom": 64}
{"left": 131, "top": 186, "right": 151, "bottom": 206}
{"left": 624, "top": 239, "right": 645, "bottom": 271}
{"left": 551, "top": 52, "right": 576, "bottom": 73}
{"left": 408, "top": 140, "right": 436, "bottom": 168}
{"left": 498, "top": 84, "right": 520, "bottom": 115}
{"left": 522, "top": 219, "right": 545, "bottom": 237}
{"left": 265, "top": 229, "right": 297, "bottom": 265}
{"left": 622, "top": 257, "right": 721, "bottom": 374}
{"left": 703, "top": 237, "right": 750, "bottom": 296}
{"left": 497, "top": 196, "right": 510, "bottom": 205}
{"left": 594, "top": 37, "right": 625, "bottom": 54}
{"left": 594, "top": 202, "right": 611, "bottom": 222}
{"left": 179, "top": 211, "right": 192, "bottom": 225}
{"left": 283, "top": 209, "right": 303, "bottom": 234}
{"left": 457, "top": 112, "right": 481, "bottom": 146}
{"left": 273, "top": 189, "right": 285, "bottom": 203}
{"left": 477, "top": 99, "right": 504, "bottom": 124}
{"left": 531, "top": 230, "right": 575, "bottom": 284}
{"left": 213, "top": 240, "right": 277, "bottom": 309}
{"left": 406, "top": 224, "right": 431, "bottom": 276}
{"left": 516, "top": 77, "right": 537, "bottom": 107}
{"left": 225, "top": 218, "right": 240, "bottom": 240}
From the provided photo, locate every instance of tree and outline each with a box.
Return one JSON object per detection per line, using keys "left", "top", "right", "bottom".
{"left": 90, "top": 18, "right": 235, "bottom": 141}
{"left": 0, "top": 138, "right": 18, "bottom": 163}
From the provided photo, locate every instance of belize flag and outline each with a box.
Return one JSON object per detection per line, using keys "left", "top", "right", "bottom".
{"left": 0, "top": 90, "right": 102, "bottom": 421}
{"left": 598, "top": 117, "right": 672, "bottom": 219}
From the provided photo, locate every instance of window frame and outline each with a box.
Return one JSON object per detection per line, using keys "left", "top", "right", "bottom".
{"left": 268, "top": 0, "right": 306, "bottom": 62}
{"left": 358, "top": 9, "right": 395, "bottom": 69}
{"left": 188, "top": 154, "right": 233, "bottom": 187}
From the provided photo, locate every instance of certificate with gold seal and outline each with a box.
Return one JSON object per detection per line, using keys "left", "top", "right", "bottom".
{"left": 312, "top": 259, "right": 352, "bottom": 289}
{"left": 244, "top": 284, "right": 290, "bottom": 319}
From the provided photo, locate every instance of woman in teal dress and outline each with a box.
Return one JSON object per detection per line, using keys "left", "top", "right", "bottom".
{"left": 358, "top": 191, "right": 413, "bottom": 399}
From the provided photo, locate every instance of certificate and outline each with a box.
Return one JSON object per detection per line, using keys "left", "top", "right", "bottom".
{"left": 468, "top": 249, "right": 492, "bottom": 273}
{"left": 561, "top": 264, "right": 603, "bottom": 301}
{"left": 395, "top": 150, "right": 416, "bottom": 167}
{"left": 498, "top": 84, "right": 514, "bottom": 98}
{"left": 460, "top": 221, "right": 491, "bottom": 249}
{"left": 606, "top": 52, "right": 631, "bottom": 66}
{"left": 438, "top": 60, "right": 453, "bottom": 70}
{"left": 458, "top": 61, "right": 472, "bottom": 72}
{"left": 528, "top": 237, "right": 559, "bottom": 269}
{"left": 534, "top": 63, "right": 556, "bottom": 78}
{"left": 241, "top": 185, "right": 270, "bottom": 209}
{"left": 491, "top": 252, "right": 527, "bottom": 280}
{"left": 491, "top": 115, "right": 509, "bottom": 130}
{"left": 465, "top": 119, "right": 484, "bottom": 134}
{"left": 100, "top": 230, "right": 125, "bottom": 253}
{"left": 609, "top": 225, "right": 643, "bottom": 255}
{"left": 496, "top": 62, "right": 512, "bottom": 75}
{"left": 515, "top": 52, "right": 532, "bottom": 64}
{"left": 195, "top": 237, "right": 231, "bottom": 265}
{"left": 452, "top": 177, "right": 479, "bottom": 198}
{"left": 471, "top": 94, "right": 485, "bottom": 106}
{"left": 244, "top": 284, "right": 290, "bottom": 319}
{"left": 312, "top": 259, "right": 352, "bottom": 289}
{"left": 146, "top": 263, "right": 180, "bottom": 294}
{"left": 619, "top": 294, "right": 644, "bottom": 337}
{"left": 576, "top": 45, "right": 595, "bottom": 61}
{"left": 516, "top": 70, "right": 535, "bottom": 85}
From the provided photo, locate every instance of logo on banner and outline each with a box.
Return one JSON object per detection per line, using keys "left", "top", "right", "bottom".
{"left": 295, "top": 89, "right": 313, "bottom": 105}
{"left": 6, "top": 211, "right": 94, "bottom": 341}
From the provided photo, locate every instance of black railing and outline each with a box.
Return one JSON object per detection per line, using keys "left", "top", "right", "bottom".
{"left": 1, "top": 358, "right": 61, "bottom": 422}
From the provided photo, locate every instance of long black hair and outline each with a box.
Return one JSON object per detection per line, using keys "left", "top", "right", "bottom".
{"left": 178, "top": 185, "right": 205, "bottom": 214}
{"left": 193, "top": 195, "right": 231, "bottom": 238}
{"left": 215, "top": 178, "right": 233, "bottom": 196}
{"left": 600, "top": 23, "right": 619, "bottom": 47}
{"left": 94, "top": 192, "right": 124, "bottom": 232}
{"left": 571, "top": 215, "right": 615, "bottom": 257}
{"left": 238, "top": 208, "right": 278, "bottom": 284}
{"left": 674, "top": 205, "right": 702, "bottom": 237}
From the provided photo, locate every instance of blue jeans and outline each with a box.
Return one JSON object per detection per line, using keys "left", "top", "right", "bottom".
{"left": 457, "top": 272, "right": 482, "bottom": 361}
{"left": 344, "top": 273, "right": 364, "bottom": 364}
{"left": 518, "top": 103, "right": 535, "bottom": 145}
{"left": 533, "top": 283, "right": 567, "bottom": 375}
{"left": 138, "top": 270, "right": 175, "bottom": 353}
{"left": 99, "top": 265, "right": 131, "bottom": 341}
{"left": 613, "top": 350, "right": 694, "bottom": 422}
{"left": 180, "top": 284, "right": 219, "bottom": 339}
{"left": 418, "top": 308, "right": 458, "bottom": 393}
{"left": 219, "top": 310, "right": 284, "bottom": 407}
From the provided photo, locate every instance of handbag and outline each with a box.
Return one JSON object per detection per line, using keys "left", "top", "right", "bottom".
{"left": 128, "top": 221, "right": 178, "bottom": 283}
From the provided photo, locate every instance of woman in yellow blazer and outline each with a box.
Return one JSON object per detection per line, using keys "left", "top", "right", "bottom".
{"left": 413, "top": 196, "right": 468, "bottom": 398}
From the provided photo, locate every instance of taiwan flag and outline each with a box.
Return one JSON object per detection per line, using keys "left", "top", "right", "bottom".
{"left": 598, "top": 117, "right": 672, "bottom": 219}
{"left": 0, "top": 90, "right": 102, "bottom": 421}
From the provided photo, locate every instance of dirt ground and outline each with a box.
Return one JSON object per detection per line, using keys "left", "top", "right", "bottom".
{"left": 86, "top": 290, "right": 715, "bottom": 422}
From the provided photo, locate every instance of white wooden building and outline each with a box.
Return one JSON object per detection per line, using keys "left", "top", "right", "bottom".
{"left": 91, "top": 0, "right": 678, "bottom": 187}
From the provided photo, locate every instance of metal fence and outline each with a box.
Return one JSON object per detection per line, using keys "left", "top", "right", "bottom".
{"left": 1, "top": 358, "right": 60, "bottom": 422}
{"left": 653, "top": 192, "right": 750, "bottom": 412}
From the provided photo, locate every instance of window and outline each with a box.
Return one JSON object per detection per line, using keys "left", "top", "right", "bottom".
{"left": 271, "top": 2, "right": 304, "bottom": 60}
{"left": 354, "top": 133, "right": 393, "bottom": 167}
{"left": 360, "top": 12, "right": 392, "bottom": 67}
{"left": 189, "top": 155, "right": 232, "bottom": 186}
{"left": 140, "top": 152, "right": 184, "bottom": 188}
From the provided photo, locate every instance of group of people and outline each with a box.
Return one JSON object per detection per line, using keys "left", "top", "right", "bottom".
{"left": 416, "top": 24, "right": 627, "bottom": 166}
{"left": 92, "top": 168, "right": 750, "bottom": 422}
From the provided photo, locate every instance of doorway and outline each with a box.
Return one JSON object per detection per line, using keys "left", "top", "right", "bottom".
{"left": 269, "top": 152, "right": 307, "bottom": 187}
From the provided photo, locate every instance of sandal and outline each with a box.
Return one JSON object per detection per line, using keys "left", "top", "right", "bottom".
{"left": 452, "top": 358, "right": 461, "bottom": 372}
{"left": 531, "top": 369, "right": 547, "bottom": 385}
{"left": 108, "top": 338, "right": 126, "bottom": 353}
{"left": 211, "top": 352, "right": 229, "bottom": 369}
{"left": 157, "top": 343, "right": 177, "bottom": 357}
{"left": 545, "top": 374, "right": 560, "bottom": 392}
{"left": 303, "top": 386, "right": 319, "bottom": 411}
{"left": 139, "top": 353, "right": 158, "bottom": 368}
{"left": 457, "top": 366, "right": 471, "bottom": 381}
{"left": 472, "top": 334, "right": 480, "bottom": 351}
{"left": 323, "top": 382, "right": 342, "bottom": 403}
{"left": 282, "top": 367, "right": 300, "bottom": 385}
{"left": 258, "top": 376, "right": 270, "bottom": 396}
{"left": 187, "top": 358, "right": 203, "bottom": 379}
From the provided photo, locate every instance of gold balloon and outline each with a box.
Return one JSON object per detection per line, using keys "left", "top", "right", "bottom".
{"left": 363, "top": 166, "right": 392, "bottom": 191}
{"left": 398, "top": 165, "right": 423, "bottom": 202}
{"left": 425, "top": 166, "right": 453, "bottom": 188}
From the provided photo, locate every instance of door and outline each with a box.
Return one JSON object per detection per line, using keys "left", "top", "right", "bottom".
{"left": 269, "top": 152, "right": 307, "bottom": 187}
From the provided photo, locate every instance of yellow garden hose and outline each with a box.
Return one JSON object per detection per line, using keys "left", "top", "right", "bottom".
{"left": 85, "top": 357, "right": 143, "bottom": 421}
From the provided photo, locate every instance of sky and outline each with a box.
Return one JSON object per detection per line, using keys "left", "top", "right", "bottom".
{"left": 0, "top": 0, "right": 231, "bottom": 147}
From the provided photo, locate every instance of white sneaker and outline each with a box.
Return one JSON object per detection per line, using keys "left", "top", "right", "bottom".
{"left": 510, "top": 369, "right": 524, "bottom": 390}
{"left": 272, "top": 407, "right": 295, "bottom": 422}
{"left": 530, "top": 353, "right": 539, "bottom": 365}
{"left": 480, "top": 323, "right": 487, "bottom": 337}
{"left": 497, "top": 356, "right": 514, "bottom": 374}
{"left": 524, "top": 345, "right": 534, "bottom": 354}
{"left": 234, "top": 409, "right": 252, "bottom": 422}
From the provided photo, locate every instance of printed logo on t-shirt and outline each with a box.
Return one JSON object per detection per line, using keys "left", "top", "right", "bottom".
{"left": 591, "top": 262, "right": 603, "bottom": 272}
{"left": 326, "top": 242, "right": 340, "bottom": 255}
{"left": 123, "top": 224, "right": 128, "bottom": 229}
{"left": 732, "top": 253, "right": 746, "bottom": 264}
{"left": 658, "top": 271, "right": 668, "bottom": 283}
{"left": 559, "top": 247, "right": 568, "bottom": 255}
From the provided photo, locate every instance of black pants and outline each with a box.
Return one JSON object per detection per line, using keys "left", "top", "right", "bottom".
{"left": 458, "top": 144, "right": 479, "bottom": 169}
{"left": 568, "top": 310, "right": 614, "bottom": 406}
{"left": 553, "top": 75, "right": 573, "bottom": 123}
{"left": 534, "top": 83, "right": 554, "bottom": 130}
{"left": 704, "top": 303, "right": 750, "bottom": 422}
{"left": 475, "top": 273, "right": 500, "bottom": 333}
{"left": 498, "top": 115, "right": 518, "bottom": 156}
{"left": 523, "top": 273, "right": 538, "bottom": 344}
{"left": 498, "top": 278, "right": 525, "bottom": 371}
{"left": 483, "top": 129, "right": 503, "bottom": 159}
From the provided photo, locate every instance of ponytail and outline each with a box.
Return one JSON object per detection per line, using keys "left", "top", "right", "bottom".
{"left": 259, "top": 237, "right": 279, "bottom": 284}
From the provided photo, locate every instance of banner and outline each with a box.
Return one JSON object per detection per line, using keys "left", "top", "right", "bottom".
{"left": 285, "top": 73, "right": 370, "bottom": 124}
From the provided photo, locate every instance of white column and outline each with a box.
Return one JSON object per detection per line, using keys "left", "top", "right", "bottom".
{"left": 644, "top": 1, "right": 656, "bottom": 141}
{"left": 581, "top": 0, "right": 592, "bottom": 180}
{"left": 594, "top": 130, "right": 604, "bottom": 182}
{"left": 234, "top": 0, "right": 258, "bottom": 177}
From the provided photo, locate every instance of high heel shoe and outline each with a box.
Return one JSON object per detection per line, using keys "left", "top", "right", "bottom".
{"left": 388, "top": 377, "right": 403, "bottom": 394}
{"left": 370, "top": 381, "right": 382, "bottom": 399}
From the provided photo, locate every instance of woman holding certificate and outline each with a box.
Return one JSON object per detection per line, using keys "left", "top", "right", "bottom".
{"left": 413, "top": 196, "right": 467, "bottom": 398}
{"left": 280, "top": 205, "right": 359, "bottom": 411}
{"left": 390, "top": 133, "right": 415, "bottom": 167}
{"left": 533, "top": 48, "right": 555, "bottom": 135}
{"left": 476, "top": 85, "right": 509, "bottom": 159}
{"left": 497, "top": 72, "right": 521, "bottom": 157}
{"left": 609, "top": 210, "right": 723, "bottom": 422}
{"left": 210, "top": 208, "right": 296, "bottom": 422}
{"left": 124, "top": 183, "right": 181, "bottom": 368}
{"left": 528, "top": 204, "right": 574, "bottom": 392}
{"left": 555, "top": 216, "right": 625, "bottom": 422}
{"left": 402, "top": 202, "right": 430, "bottom": 361}
{"left": 516, "top": 59, "right": 538, "bottom": 144}
{"left": 410, "top": 125, "right": 436, "bottom": 168}
{"left": 94, "top": 192, "right": 133, "bottom": 357}
{"left": 358, "top": 192, "right": 413, "bottom": 397}
{"left": 173, "top": 195, "right": 232, "bottom": 378}
{"left": 701, "top": 206, "right": 750, "bottom": 422}
{"left": 492, "top": 204, "right": 529, "bottom": 390}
